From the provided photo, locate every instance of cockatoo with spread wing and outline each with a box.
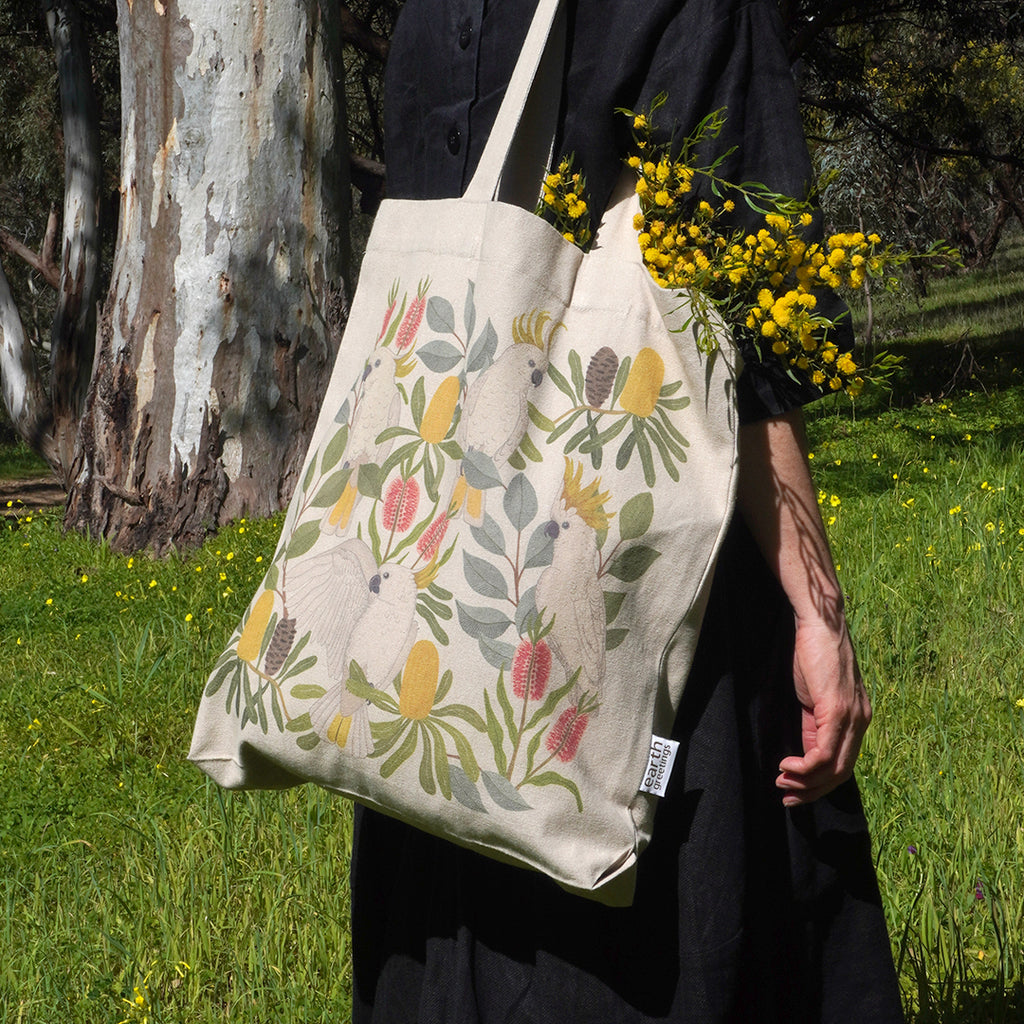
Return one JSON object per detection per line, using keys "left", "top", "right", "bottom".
{"left": 322, "top": 353, "right": 406, "bottom": 535}
{"left": 286, "top": 538, "right": 419, "bottom": 756}
{"left": 534, "top": 459, "right": 612, "bottom": 693}
{"left": 452, "top": 311, "right": 553, "bottom": 526}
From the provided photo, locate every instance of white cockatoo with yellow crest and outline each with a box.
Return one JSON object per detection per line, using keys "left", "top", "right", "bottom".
{"left": 452, "top": 310, "right": 555, "bottom": 526}
{"left": 535, "top": 459, "right": 612, "bottom": 693}
{"left": 322, "top": 349, "right": 413, "bottom": 534}
{"left": 286, "top": 537, "right": 434, "bottom": 756}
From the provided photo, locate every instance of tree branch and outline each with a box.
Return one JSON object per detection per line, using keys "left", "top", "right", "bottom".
{"left": 0, "top": 213, "right": 61, "bottom": 289}
{"left": 350, "top": 152, "right": 386, "bottom": 213}
{"left": 339, "top": 3, "right": 389, "bottom": 63}
{"left": 803, "top": 95, "right": 1024, "bottom": 170}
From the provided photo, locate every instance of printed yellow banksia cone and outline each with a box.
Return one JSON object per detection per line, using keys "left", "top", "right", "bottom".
{"left": 618, "top": 347, "right": 665, "bottom": 417}
{"left": 419, "top": 376, "right": 460, "bottom": 443}
{"left": 399, "top": 640, "right": 440, "bottom": 719}
{"left": 237, "top": 590, "right": 274, "bottom": 662}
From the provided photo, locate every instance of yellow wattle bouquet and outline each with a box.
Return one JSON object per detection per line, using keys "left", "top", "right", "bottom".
{"left": 621, "top": 97, "right": 957, "bottom": 397}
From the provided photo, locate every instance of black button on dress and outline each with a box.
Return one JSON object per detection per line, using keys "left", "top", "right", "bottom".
{"left": 351, "top": 2, "right": 904, "bottom": 1021}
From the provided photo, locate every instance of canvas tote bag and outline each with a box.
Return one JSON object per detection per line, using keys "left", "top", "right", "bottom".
{"left": 189, "top": 0, "right": 740, "bottom": 905}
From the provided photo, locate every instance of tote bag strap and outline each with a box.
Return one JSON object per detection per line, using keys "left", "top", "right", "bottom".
{"left": 462, "top": 0, "right": 565, "bottom": 208}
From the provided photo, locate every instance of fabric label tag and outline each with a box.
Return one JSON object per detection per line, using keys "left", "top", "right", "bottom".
{"left": 638, "top": 736, "right": 679, "bottom": 798}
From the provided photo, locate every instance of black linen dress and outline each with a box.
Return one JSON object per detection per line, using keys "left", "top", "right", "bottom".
{"left": 350, "top": 2, "right": 904, "bottom": 1022}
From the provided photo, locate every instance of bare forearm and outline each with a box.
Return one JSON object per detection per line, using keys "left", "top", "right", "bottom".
{"left": 736, "top": 407, "right": 870, "bottom": 803}
{"left": 736, "top": 408, "right": 843, "bottom": 628}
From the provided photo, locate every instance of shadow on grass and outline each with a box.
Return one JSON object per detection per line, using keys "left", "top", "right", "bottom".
{"left": 877, "top": 332, "right": 1022, "bottom": 406}
{"left": 908, "top": 979, "right": 1024, "bottom": 1024}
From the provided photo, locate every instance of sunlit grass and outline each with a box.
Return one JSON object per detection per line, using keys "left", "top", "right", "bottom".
{"left": 806, "top": 389, "right": 1024, "bottom": 1022}
{"left": 1, "top": 235, "right": 1021, "bottom": 1022}
{"left": 1, "top": 511, "right": 354, "bottom": 1023}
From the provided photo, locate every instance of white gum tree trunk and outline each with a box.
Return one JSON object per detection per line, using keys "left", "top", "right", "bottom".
{"left": 47, "top": 0, "right": 102, "bottom": 476}
{"left": 0, "top": 0, "right": 101, "bottom": 479}
{"left": 66, "top": 0, "right": 349, "bottom": 552}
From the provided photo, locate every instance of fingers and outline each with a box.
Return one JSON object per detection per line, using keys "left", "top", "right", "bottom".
{"left": 775, "top": 700, "right": 868, "bottom": 806}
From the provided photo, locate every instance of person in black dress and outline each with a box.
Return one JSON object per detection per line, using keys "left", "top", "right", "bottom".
{"left": 349, "top": 2, "right": 905, "bottom": 1021}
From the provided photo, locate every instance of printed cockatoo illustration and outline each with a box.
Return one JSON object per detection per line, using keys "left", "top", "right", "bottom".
{"left": 322, "top": 353, "right": 405, "bottom": 535}
{"left": 286, "top": 538, "right": 419, "bottom": 756}
{"left": 452, "top": 310, "right": 555, "bottom": 526}
{"left": 535, "top": 459, "right": 612, "bottom": 693}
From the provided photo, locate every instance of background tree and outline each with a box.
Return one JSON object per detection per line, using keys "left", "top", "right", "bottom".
{"left": 1, "top": 0, "right": 351, "bottom": 552}
{"left": 1, "top": 0, "right": 1020, "bottom": 553}
{"left": 788, "top": 0, "right": 1023, "bottom": 268}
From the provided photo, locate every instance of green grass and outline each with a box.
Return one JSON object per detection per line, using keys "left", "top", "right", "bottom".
{"left": 1, "top": 238, "right": 1022, "bottom": 1022}
{"left": 1, "top": 515, "right": 354, "bottom": 1022}
{"left": 0, "top": 435, "right": 52, "bottom": 480}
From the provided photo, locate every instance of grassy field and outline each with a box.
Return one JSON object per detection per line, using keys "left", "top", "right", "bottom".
{"left": 1, "top": 237, "right": 1022, "bottom": 1022}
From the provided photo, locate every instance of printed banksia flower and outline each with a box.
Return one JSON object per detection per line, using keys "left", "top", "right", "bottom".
{"left": 399, "top": 640, "right": 440, "bottom": 720}
{"left": 382, "top": 477, "right": 420, "bottom": 532}
{"left": 417, "top": 512, "right": 451, "bottom": 561}
{"left": 264, "top": 616, "right": 297, "bottom": 676}
{"left": 237, "top": 590, "right": 275, "bottom": 662}
{"left": 545, "top": 705, "right": 589, "bottom": 762}
{"left": 512, "top": 639, "right": 552, "bottom": 701}
{"left": 585, "top": 346, "right": 619, "bottom": 407}
{"left": 618, "top": 346, "right": 665, "bottom": 418}
{"left": 419, "top": 376, "right": 460, "bottom": 443}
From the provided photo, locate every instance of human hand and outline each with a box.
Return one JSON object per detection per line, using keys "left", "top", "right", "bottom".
{"left": 775, "top": 615, "right": 872, "bottom": 807}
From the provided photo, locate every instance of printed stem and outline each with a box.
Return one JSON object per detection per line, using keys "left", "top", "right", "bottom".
{"left": 553, "top": 404, "right": 629, "bottom": 425}
{"left": 242, "top": 658, "right": 293, "bottom": 722}
{"left": 505, "top": 671, "right": 534, "bottom": 782}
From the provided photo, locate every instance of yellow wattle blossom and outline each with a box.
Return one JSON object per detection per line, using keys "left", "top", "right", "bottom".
{"left": 621, "top": 97, "right": 952, "bottom": 395}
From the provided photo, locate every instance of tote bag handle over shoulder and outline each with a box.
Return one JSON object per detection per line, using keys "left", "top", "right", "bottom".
{"left": 462, "top": 0, "right": 566, "bottom": 209}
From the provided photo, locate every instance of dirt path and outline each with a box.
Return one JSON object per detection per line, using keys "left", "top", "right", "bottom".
{"left": 0, "top": 475, "right": 66, "bottom": 512}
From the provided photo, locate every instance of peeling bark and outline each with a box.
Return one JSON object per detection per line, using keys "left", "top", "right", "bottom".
{"left": 66, "top": 0, "right": 349, "bottom": 554}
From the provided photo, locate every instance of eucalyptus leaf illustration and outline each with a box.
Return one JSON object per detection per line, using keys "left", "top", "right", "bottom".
{"left": 322, "top": 425, "right": 349, "bottom": 473}
{"left": 477, "top": 635, "right": 516, "bottom": 671}
{"left": 606, "top": 544, "right": 662, "bottom": 583}
{"left": 310, "top": 468, "right": 353, "bottom": 509}
{"left": 470, "top": 514, "right": 506, "bottom": 556}
{"left": 417, "top": 340, "right": 464, "bottom": 373}
{"left": 426, "top": 295, "right": 456, "bottom": 334}
{"left": 461, "top": 449, "right": 503, "bottom": 490}
{"left": 522, "top": 522, "right": 554, "bottom": 570}
{"left": 463, "top": 551, "right": 509, "bottom": 601}
{"left": 467, "top": 319, "right": 498, "bottom": 373}
{"left": 603, "top": 590, "right": 627, "bottom": 625}
{"left": 456, "top": 601, "right": 514, "bottom": 640}
{"left": 503, "top": 473, "right": 538, "bottom": 531}
{"left": 449, "top": 764, "right": 487, "bottom": 812}
{"left": 286, "top": 521, "right": 321, "bottom": 560}
{"left": 514, "top": 589, "right": 539, "bottom": 638}
{"left": 481, "top": 770, "right": 532, "bottom": 811}
{"left": 618, "top": 491, "right": 654, "bottom": 541}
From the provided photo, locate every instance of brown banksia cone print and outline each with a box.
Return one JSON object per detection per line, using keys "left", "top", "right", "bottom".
{"left": 264, "top": 616, "right": 297, "bottom": 676}
{"left": 585, "top": 346, "right": 619, "bottom": 407}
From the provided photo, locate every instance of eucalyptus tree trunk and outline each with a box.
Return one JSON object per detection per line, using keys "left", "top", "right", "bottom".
{"left": 0, "top": 0, "right": 100, "bottom": 479}
{"left": 65, "top": 0, "right": 349, "bottom": 553}
{"left": 47, "top": 0, "right": 102, "bottom": 477}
